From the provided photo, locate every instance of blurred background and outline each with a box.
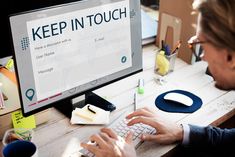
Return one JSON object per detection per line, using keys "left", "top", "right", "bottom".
{"left": 141, "top": 0, "right": 159, "bottom": 10}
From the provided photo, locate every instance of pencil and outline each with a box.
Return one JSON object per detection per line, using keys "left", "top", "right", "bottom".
{"left": 0, "top": 83, "right": 5, "bottom": 109}
{"left": 0, "top": 93, "right": 5, "bottom": 109}
{"left": 134, "top": 93, "right": 137, "bottom": 111}
{"left": 161, "top": 40, "right": 166, "bottom": 51}
{"left": 172, "top": 40, "right": 182, "bottom": 54}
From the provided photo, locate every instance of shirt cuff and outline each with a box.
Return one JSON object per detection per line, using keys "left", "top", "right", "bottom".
{"left": 181, "top": 124, "right": 190, "bottom": 145}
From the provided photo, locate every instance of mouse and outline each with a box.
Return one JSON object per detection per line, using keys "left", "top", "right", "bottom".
{"left": 163, "top": 92, "right": 193, "bottom": 107}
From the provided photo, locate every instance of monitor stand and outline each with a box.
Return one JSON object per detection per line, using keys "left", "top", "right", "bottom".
{"left": 54, "top": 92, "right": 116, "bottom": 118}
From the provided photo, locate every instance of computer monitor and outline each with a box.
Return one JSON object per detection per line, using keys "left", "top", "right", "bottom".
{"left": 9, "top": 0, "right": 142, "bottom": 117}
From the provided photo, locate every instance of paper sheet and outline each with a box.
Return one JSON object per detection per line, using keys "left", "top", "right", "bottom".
{"left": 70, "top": 104, "right": 110, "bottom": 125}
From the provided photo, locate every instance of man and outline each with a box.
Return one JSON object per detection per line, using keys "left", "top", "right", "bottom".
{"left": 81, "top": 0, "right": 235, "bottom": 156}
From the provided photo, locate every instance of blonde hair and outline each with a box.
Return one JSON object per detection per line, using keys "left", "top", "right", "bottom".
{"left": 193, "top": 0, "right": 235, "bottom": 52}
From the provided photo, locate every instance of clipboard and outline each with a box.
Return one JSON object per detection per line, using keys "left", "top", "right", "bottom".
{"left": 156, "top": 0, "right": 198, "bottom": 64}
{"left": 158, "top": 13, "right": 182, "bottom": 51}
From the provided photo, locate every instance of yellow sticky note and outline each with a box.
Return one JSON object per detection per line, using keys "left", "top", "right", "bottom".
{"left": 5, "top": 59, "right": 14, "bottom": 70}
{"left": 74, "top": 107, "right": 96, "bottom": 122}
{"left": 11, "top": 110, "right": 36, "bottom": 129}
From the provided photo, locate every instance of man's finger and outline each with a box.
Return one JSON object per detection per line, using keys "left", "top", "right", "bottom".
{"left": 101, "top": 128, "right": 118, "bottom": 140}
{"left": 141, "top": 134, "right": 159, "bottom": 141}
{"left": 99, "top": 132, "right": 111, "bottom": 142}
{"left": 125, "top": 131, "right": 134, "bottom": 144}
{"left": 127, "top": 117, "right": 158, "bottom": 128}
{"left": 89, "top": 134, "right": 107, "bottom": 148}
{"left": 80, "top": 142, "right": 99, "bottom": 154}
{"left": 126, "top": 108, "right": 155, "bottom": 119}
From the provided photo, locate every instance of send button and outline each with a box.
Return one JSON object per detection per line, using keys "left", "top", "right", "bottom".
{"left": 121, "top": 56, "right": 127, "bottom": 63}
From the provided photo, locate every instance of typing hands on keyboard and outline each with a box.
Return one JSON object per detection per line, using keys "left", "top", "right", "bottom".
{"left": 80, "top": 127, "right": 137, "bottom": 157}
{"left": 80, "top": 120, "right": 156, "bottom": 157}
{"left": 80, "top": 118, "right": 156, "bottom": 156}
{"left": 80, "top": 107, "right": 183, "bottom": 157}
{"left": 112, "top": 119, "right": 156, "bottom": 148}
{"left": 80, "top": 108, "right": 157, "bottom": 157}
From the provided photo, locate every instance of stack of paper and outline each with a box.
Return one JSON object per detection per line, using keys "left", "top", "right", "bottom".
{"left": 70, "top": 104, "right": 110, "bottom": 125}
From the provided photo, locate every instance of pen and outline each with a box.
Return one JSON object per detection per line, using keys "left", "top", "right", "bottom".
{"left": 87, "top": 105, "right": 96, "bottom": 114}
{"left": 0, "top": 94, "right": 5, "bottom": 109}
{"left": 172, "top": 40, "right": 182, "bottom": 54}
{"left": 161, "top": 40, "right": 165, "bottom": 51}
{"left": 134, "top": 93, "right": 137, "bottom": 111}
{"left": 0, "top": 83, "right": 5, "bottom": 109}
{"left": 165, "top": 45, "right": 171, "bottom": 56}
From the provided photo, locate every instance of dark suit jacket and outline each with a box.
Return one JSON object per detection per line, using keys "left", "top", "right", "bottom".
{"left": 188, "top": 124, "right": 235, "bottom": 147}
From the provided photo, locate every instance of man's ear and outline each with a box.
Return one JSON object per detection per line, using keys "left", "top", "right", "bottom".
{"left": 227, "top": 51, "right": 235, "bottom": 70}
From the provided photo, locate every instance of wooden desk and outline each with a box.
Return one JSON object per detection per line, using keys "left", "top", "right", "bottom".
{"left": 1, "top": 44, "right": 235, "bottom": 157}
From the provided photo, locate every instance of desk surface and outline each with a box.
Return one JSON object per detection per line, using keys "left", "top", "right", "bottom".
{"left": 1, "top": 44, "right": 235, "bottom": 157}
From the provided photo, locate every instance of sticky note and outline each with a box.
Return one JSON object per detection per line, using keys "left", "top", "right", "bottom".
{"left": 11, "top": 110, "right": 36, "bottom": 129}
{"left": 5, "top": 59, "right": 14, "bottom": 70}
{"left": 71, "top": 104, "right": 110, "bottom": 125}
{"left": 74, "top": 107, "right": 96, "bottom": 122}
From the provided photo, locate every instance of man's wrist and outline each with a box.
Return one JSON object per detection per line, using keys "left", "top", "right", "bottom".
{"left": 181, "top": 124, "right": 190, "bottom": 145}
{"left": 175, "top": 124, "right": 184, "bottom": 143}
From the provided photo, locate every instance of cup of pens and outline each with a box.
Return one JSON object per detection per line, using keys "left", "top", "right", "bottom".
{"left": 2, "top": 128, "right": 36, "bottom": 157}
{"left": 155, "top": 40, "right": 181, "bottom": 75}
{"left": 165, "top": 51, "right": 178, "bottom": 73}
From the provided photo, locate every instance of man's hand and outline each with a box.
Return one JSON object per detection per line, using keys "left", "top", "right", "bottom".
{"left": 81, "top": 128, "right": 136, "bottom": 157}
{"left": 126, "top": 107, "right": 183, "bottom": 144}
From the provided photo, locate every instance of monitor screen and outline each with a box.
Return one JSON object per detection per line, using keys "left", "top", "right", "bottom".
{"left": 10, "top": 0, "right": 142, "bottom": 117}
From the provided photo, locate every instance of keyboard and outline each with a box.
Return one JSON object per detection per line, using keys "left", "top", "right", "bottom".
{"left": 79, "top": 118, "right": 156, "bottom": 157}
